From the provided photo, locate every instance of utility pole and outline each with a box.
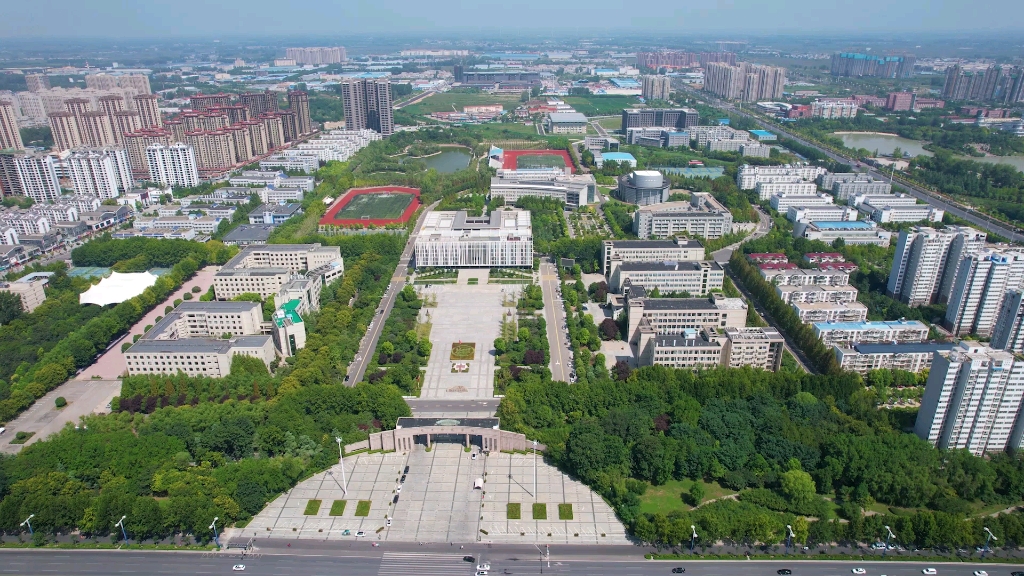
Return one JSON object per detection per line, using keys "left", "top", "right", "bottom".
{"left": 786, "top": 524, "right": 794, "bottom": 554}
{"left": 20, "top": 514, "right": 34, "bottom": 536}
{"left": 690, "top": 525, "right": 698, "bottom": 554}
{"left": 533, "top": 439, "right": 538, "bottom": 498}
{"left": 335, "top": 436, "right": 348, "bottom": 495}
{"left": 209, "top": 517, "right": 220, "bottom": 548}
{"left": 115, "top": 515, "right": 129, "bottom": 545}
{"left": 883, "top": 525, "right": 895, "bottom": 558}
{"left": 982, "top": 527, "right": 997, "bottom": 558}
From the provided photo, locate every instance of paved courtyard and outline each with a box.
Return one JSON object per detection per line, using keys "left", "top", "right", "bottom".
{"left": 0, "top": 379, "right": 120, "bottom": 454}
{"left": 418, "top": 279, "right": 520, "bottom": 400}
{"left": 241, "top": 444, "right": 627, "bottom": 545}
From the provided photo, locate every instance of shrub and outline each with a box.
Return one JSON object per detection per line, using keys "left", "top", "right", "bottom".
{"left": 55, "top": 396, "right": 67, "bottom": 408}
{"left": 165, "top": 305, "right": 173, "bottom": 314}
{"left": 183, "top": 292, "right": 193, "bottom": 300}
{"left": 191, "top": 286, "right": 202, "bottom": 293}
{"left": 121, "top": 342, "right": 131, "bottom": 353}
{"left": 173, "top": 299, "right": 182, "bottom": 307}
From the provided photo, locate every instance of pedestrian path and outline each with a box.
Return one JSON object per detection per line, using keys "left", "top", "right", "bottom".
{"left": 377, "top": 552, "right": 472, "bottom": 576}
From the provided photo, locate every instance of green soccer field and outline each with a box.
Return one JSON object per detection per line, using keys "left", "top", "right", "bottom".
{"left": 516, "top": 154, "right": 568, "bottom": 169}
{"left": 335, "top": 193, "right": 414, "bottom": 220}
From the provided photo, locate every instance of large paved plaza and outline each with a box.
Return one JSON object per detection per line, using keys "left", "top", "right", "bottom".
{"left": 241, "top": 444, "right": 627, "bottom": 545}
{"left": 418, "top": 277, "right": 520, "bottom": 400}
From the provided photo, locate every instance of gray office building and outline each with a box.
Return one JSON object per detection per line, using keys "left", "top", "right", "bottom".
{"left": 621, "top": 108, "right": 699, "bottom": 131}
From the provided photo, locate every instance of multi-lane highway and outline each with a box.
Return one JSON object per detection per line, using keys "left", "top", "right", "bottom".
{"left": 0, "top": 548, "right": 1016, "bottom": 576}
{"left": 345, "top": 201, "right": 438, "bottom": 386}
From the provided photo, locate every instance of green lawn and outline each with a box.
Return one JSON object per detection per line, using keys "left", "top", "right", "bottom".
{"left": 329, "top": 500, "right": 347, "bottom": 516}
{"left": 516, "top": 154, "right": 568, "bottom": 170}
{"left": 638, "top": 479, "right": 736, "bottom": 515}
{"left": 597, "top": 116, "right": 623, "bottom": 131}
{"left": 402, "top": 92, "right": 523, "bottom": 116}
{"left": 355, "top": 500, "right": 371, "bottom": 516}
{"left": 335, "top": 192, "right": 414, "bottom": 220}
{"left": 558, "top": 503, "right": 573, "bottom": 520}
{"left": 563, "top": 95, "right": 640, "bottom": 116}
{"left": 533, "top": 503, "right": 548, "bottom": 520}
{"left": 465, "top": 122, "right": 543, "bottom": 140}
{"left": 303, "top": 499, "right": 322, "bottom": 515}
{"left": 507, "top": 503, "right": 521, "bottom": 519}
{"left": 450, "top": 342, "right": 476, "bottom": 360}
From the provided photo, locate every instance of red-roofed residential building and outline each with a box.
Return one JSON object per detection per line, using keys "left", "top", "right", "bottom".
{"left": 748, "top": 253, "right": 788, "bottom": 264}
{"left": 804, "top": 253, "right": 845, "bottom": 264}
{"left": 758, "top": 262, "right": 798, "bottom": 271}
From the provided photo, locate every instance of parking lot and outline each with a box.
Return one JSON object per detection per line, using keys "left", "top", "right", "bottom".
{"left": 0, "top": 379, "right": 121, "bottom": 454}
{"left": 239, "top": 443, "right": 627, "bottom": 545}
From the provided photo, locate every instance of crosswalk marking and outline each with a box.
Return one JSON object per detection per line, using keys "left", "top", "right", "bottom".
{"left": 377, "top": 552, "right": 474, "bottom": 576}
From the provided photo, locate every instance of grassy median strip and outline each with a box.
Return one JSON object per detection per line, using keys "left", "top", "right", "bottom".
{"left": 558, "top": 503, "right": 573, "bottom": 520}
{"left": 532, "top": 503, "right": 547, "bottom": 520}
{"left": 507, "top": 503, "right": 521, "bottom": 519}
{"left": 355, "top": 500, "right": 372, "bottom": 516}
{"left": 304, "top": 499, "right": 322, "bottom": 515}
{"left": 329, "top": 500, "right": 347, "bottom": 516}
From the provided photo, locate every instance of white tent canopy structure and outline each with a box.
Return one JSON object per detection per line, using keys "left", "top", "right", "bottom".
{"left": 80, "top": 271, "right": 159, "bottom": 306}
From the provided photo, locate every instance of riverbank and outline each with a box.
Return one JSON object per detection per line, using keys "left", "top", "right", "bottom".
{"left": 833, "top": 131, "right": 900, "bottom": 137}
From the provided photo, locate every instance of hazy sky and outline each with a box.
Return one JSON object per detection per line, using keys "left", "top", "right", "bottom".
{"left": 1, "top": 0, "right": 1022, "bottom": 38}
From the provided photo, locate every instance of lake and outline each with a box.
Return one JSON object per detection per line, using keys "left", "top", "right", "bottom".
{"left": 421, "top": 149, "right": 471, "bottom": 173}
{"left": 834, "top": 131, "right": 1024, "bottom": 173}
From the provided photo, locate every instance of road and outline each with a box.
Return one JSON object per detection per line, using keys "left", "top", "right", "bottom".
{"left": 394, "top": 90, "right": 435, "bottom": 110}
{"left": 345, "top": 201, "right": 438, "bottom": 386}
{"left": 683, "top": 86, "right": 1024, "bottom": 244}
{"left": 539, "top": 258, "right": 572, "bottom": 383}
{"left": 0, "top": 548, "right": 1014, "bottom": 576}
{"left": 591, "top": 120, "right": 610, "bottom": 138}
{"left": 711, "top": 207, "right": 773, "bottom": 264}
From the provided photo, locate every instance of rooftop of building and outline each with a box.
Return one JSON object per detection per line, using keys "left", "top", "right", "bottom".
{"left": 618, "top": 260, "right": 721, "bottom": 272}
{"left": 640, "top": 296, "right": 745, "bottom": 310}
{"left": 602, "top": 152, "right": 637, "bottom": 162}
{"left": 813, "top": 319, "right": 930, "bottom": 331}
{"left": 420, "top": 209, "right": 532, "bottom": 236}
{"left": 274, "top": 299, "right": 303, "bottom": 327}
{"left": 846, "top": 342, "right": 956, "bottom": 354}
{"left": 606, "top": 239, "right": 704, "bottom": 249}
{"left": 548, "top": 111, "right": 588, "bottom": 123}
{"left": 805, "top": 221, "right": 876, "bottom": 230}
{"left": 653, "top": 334, "right": 721, "bottom": 348}
{"left": 128, "top": 335, "right": 271, "bottom": 354}
{"left": 256, "top": 203, "right": 303, "bottom": 215}
{"left": 223, "top": 224, "right": 275, "bottom": 243}
{"left": 723, "top": 326, "right": 783, "bottom": 339}
{"left": 396, "top": 417, "right": 499, "bottom": 429}
{"left": 792, "top": 301, "right": 869, "bottom": 310}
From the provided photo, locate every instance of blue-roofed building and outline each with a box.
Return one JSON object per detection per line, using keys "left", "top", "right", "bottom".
{"left": 596, "top": 151, "right": 637, "bottom": 169}
{"left": 749, "top": 129, "right": 777, "bottom": 141}
{"left": 717, "top": 118, "right": 730, "bottom": 125}
{"left": 609, "top": 78, "right": 641, "bottom": 89}
{"left": 814, "top": 319, "right": 930, "bottom": 347}
{"left": 794, "top": 220, "right": 891, "bottom": 247}
{"left": 834, "top": 342, "right": 954, "bottom": 374}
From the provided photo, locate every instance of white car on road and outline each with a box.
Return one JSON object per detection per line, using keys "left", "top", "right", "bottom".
{"left": 852, "top": 569, "right": 866, "bottom": 575}
{"left": 922, "top": 570, "right": 937, "bottom": 575}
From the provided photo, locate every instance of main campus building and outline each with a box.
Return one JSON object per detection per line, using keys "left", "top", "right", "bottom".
{"left": 414, "top": 209, "right": 533, "bottom": 268}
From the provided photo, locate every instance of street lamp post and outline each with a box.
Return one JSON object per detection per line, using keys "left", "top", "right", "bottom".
{"left": 786, "top": 524, "right": 794, "bottom": 554}
{"left": 115, "top": 515, "right": 129, "bottom": 545}
{"left": 982, "top": 527, "right": 997, "bottom": 558}
{"left": 690, "top": 525, "right": 698, "bottom": 554}
{"left": 209, "top": 517, "right": 220, "bottom": 548}
{"left": 335, "top": 436, "right": 347, "bottom": 495}
{"left": 533, "top": 439, "right": 538, "bottom": 498}
{"left": 883, "top": 525, "right": 895, "bottom": 558}
{"left": 20, "top": 514, "right": 34, "bottom": 535}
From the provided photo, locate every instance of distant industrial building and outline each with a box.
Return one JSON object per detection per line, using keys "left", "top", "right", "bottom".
{"left": 414, "top": 210, "right": 533, "bottom": 268}
{"left": 830, "top": 53, "right": 916, "bottom": 79}
{"left": 285, "top": 47, "right": 346, "bottom": 65}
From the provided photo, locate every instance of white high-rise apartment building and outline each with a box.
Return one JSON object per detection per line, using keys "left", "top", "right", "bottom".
{"left": 1, "top": 151, "right": 62, "bottom": 202}
{"left": 285, "top": 47, "right": 346, "bottom": 65}
{"left": 915, "top": 342, "right": 1024, "bottom": 456}
{"left": 641, "top": 75, "right": 672, "bottom": 101}
{"left": 146, "top": 143, "right": 199, "bottom": 188}
{"left": 944, "top": 251, "right": 1024, "bottom": 337}
{"left": 65, "top": 146, "right": 133, "bottom": 199}
{"left": 887, "top": 226, "right": 986, "bottom": 306}
{"left": 993, "top": 290, "right": 1024, "bottom": 353}
{"left": 0, "top": 100, "right": 23, "bottom": 150}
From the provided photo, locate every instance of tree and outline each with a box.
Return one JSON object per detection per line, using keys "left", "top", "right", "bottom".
{"left": 689, "top": 482, "right": 706, "bottom": 506}
{"left": 0, "top": 292, "right": 23, "bottom": 324}
{"left": 493, "top": 338, "right": 507, "bottom": 355}
{"left": 600, "top": 318, "right": 619, "bottom": 340}
{"left": 381, "top": 341, "right": 395, "bottom": 356}
{"left": 780, "top": 469, "right": 817, "bottom": 509}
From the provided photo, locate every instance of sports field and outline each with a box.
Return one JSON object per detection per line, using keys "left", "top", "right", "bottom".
{"left": 335, "top": 193, "right": 414, "bottom": 220}
{"left": 516, "top": 154, "right": 567, "bottom": 169}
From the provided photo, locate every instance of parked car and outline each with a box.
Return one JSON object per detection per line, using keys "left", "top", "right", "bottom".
{"left": 404, "top": 466, "right": 410, "bottom": 474}
{"left": 852, "top": 569, "right": 866, "bottom": 574}
{"left": 922, "top": 569, "right": 937, "bottom": 575}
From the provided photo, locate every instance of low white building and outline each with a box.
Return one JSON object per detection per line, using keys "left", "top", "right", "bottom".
{"left": 609, "top": 260, "right": 723, "bottom": 295}
{"left": 835, "top": 342, "right": 954, "bottom": 375}
{"left": 770, "top": 192, "right": 833, "bottom": 213}
{"left": 792, "top": 301, "right": 869, "bottom": 323}
{"left": 756, "top": 180, "right": 817, "bottom": 201}
{"left": 489, "top": 171, "right": 596, "bottom": 208}
{"left": 860, "top": 202, "right": 943, "bottom": 224}
{"left": 760, "top": 267, "right": 851, "bottom": 286}
{"left": 125, "top": 336, "right": 276, "bottom": 378}
{"left": 794, "top": 220, "right": 891, "bottom": 247}
{"left": 786, "top": 205, "right": 858, "bottom": 223}
{"left": 776, "top": 284, "right": 859, "bottom": 304}
{"left": 546, "top": 112, "right": 588, "bottom": 134}
{"left": 633, "top": 194, "right": 733, "bottom": 239}
{"left": 737, "top": 164, "right": 827, "bottom": 191}
{"left": 414, "top": 210, "right": 533, "bottom": 268}
{"left": 602, "top": 238, "right": 704, "bottom": 275}
{"left": 814, "top": 319, "right": 930, "bottom": 348}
